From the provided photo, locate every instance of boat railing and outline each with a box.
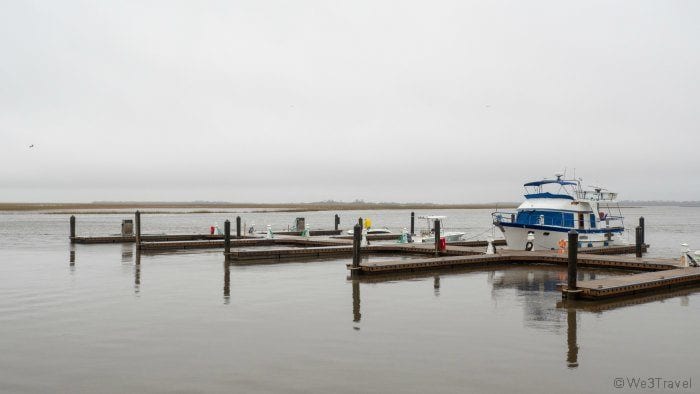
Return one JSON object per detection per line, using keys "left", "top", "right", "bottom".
{"left": 575, "top": 190, "right": 618, "bottom": 201}
{"left": 598, "top": 214, "right": 624, "bottom": 228}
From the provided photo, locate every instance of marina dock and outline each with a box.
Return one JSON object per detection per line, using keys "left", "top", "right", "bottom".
{"left": 66, "top": 212, "right": 700, "bottom": 302}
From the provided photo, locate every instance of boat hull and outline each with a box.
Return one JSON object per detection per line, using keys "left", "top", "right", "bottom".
{"left": 420, "top": 232, "right": 465, "bottom": 243}
{"left": 498, "top": 224, "right": 626, "bottom": 251}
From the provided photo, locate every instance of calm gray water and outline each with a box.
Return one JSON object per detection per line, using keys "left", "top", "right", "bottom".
{"left": 0, "top": 208, "right": 698, "bottom": 393}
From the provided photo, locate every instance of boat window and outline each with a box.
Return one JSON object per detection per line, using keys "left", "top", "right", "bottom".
{"left": 516, "top": 211, "right": 574, "bottom": 227}
{"left": 590, "top": 214, "right": 596, "bottom": 229}
{"left": 578, "top": 213, "right": 585, "bottom": 229}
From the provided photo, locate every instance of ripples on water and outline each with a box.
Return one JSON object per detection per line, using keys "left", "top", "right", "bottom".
{"left": 0, "top": 208, "right": 698, "bottom": 393}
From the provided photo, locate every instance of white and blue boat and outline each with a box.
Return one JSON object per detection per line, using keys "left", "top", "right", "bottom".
{"left": 492, "top": 174, "right": 626, "bottom": 250}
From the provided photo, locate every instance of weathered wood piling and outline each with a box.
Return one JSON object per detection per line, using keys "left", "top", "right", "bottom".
{"left": 564, "top": 230, "right": 579, "bottom": 299}
{"left": 410, "top": 212, "right": 415, "bottom": 235}
{"left": 69, "top": 215, "right": 75, "bottom": 239}
{"left": 434, "top": 219, "right": 441, "bottom": 256}
{"left": 635, "top": 226, "right": 643, "bottom": 258}
{"left": 135, "top": 210, "right": 141, "bottom": 250}
{"left": 351, "top": 224, "right": 362, "bottom": 277}
{"left": 224, "top": 220, "right": 231, "bottom": 259}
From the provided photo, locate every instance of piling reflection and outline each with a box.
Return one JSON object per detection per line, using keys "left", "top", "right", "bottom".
{"left": 134, "top": 251, "right": 141, "bottom": 294}
{"left": 223, "top": 262, "right": 230, "bottom": 304}
{"left": 351, "top": 264, "right": 699, "bottom": 370}
{"left": 121, "top": 244, "right": 133, "bottom": 263}
{"left": 566, "top": 309, "right": 579, "bottom": 368}
{"left": 69, "top": 245, "right": 75, "bottom": 270}
{"left": 352, "top": 280, "right": 361, "bottom": 328}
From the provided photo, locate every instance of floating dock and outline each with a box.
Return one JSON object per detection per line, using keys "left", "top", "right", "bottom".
{"left": 66, "top": 212, "right": 700, "bottom": 302}
{"left": 573, "top": 267, "right": 700, "bottom": 299}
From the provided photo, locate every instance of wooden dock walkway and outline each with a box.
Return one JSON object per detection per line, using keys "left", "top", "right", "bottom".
{"left": 573, "top": 267, "right": 700, "bottom": 299}
{"left": 351, "top": 247, "right": 665, "bottom": 274}
{"left": 140, "top": 235, "right": 351, "bottom": 252}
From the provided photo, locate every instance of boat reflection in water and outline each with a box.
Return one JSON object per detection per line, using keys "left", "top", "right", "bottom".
{"left": 349, "top": 265, "right": 697, "bottom": 370}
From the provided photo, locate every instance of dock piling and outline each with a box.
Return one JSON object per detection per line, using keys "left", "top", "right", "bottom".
{"left": 434, "top": 219, "right": 441, "bottom": 256}
{"left": 639, "top": 217, "right": 645, "bottom": 245}
{"left": 236, "top": 216, "right": 241, "bottom": 238}
{"left": 69, "top": 215, "right": 76, "bottom": 240}
{"left": 224, "top": 220, "right": 231, "bottom": 259}
{"left": 335, "top": 214, "right": 340, "bottom": 231}
{"left": 351, "top": 224, "right": 362, "bottom": 276}
{"left": 635, "top": 226, "right": 643, "bottom": 258}
{"left": 135, "top": 211, "right": 141, "bottom": 250}
{"left": 567, "top": 230, "right": 579, "bottom": 293}
{"left": 410, "top": 212, "right": 415, "bottom": 235}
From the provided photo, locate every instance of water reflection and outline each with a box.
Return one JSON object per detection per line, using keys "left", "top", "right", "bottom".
{"left": 352, "top": 280, "right": 361, "bottom": 328}
{"left": 433, "top": 275, "right": 440, "bottom": 297}
{"left": 566, "top": 309, "right": 579, "bottom": 368}
{"left": 223, "top": 262, "right": 230, "bottom": 304}
{"left": 134, "top": 251, "right": 141, "bottom": 295}
{"left": 69, "top": 245, "right": 75, "bottom": 271}
{"left": 121, "top": 244, "right": 133, "bottom": 263}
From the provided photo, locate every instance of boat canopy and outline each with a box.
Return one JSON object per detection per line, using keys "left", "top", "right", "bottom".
{"left": 524, "top": 192, "right": 574, "bottom": 200}
{"left": 523, "top": 180, "right": 578, "bottom": 187}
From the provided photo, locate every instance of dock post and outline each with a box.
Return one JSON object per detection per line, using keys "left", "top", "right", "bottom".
{"left": 69, "top": 215, "right": 76, "bottom": 240}
{"left": 224, "top": 220, "right": 231, "bottom": 260}
{"left": 358, "top": 217, "right": 363, "bottom": 229}
{"left": 335, "top": 214, "right": 340, "bottom": 231}
{"left": 410, "top": 212, "right": 415, "bottom": 235}
{"left": 635, "top": 226, "right": 643, "bottom": 258}
{"left": 434, "top": 219, "right": 441, "bottom": 256}
{"left": 639, "top": 216, "right": 645, "bottom": 245}
{"left": 567, "top": 230, "right": 578, "bottom": 292}
{"left": 135, "top": 210, "right": 141, "bottom": 250}
{"left": 351, "top": 224, "right": 362, "bottom": 276}
{"left": 236, "top": 216, "right": 241, "bottom": 238}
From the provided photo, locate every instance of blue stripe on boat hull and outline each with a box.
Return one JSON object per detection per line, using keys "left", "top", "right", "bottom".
{"left": 499, "top": 222, "right": 624, "bottom": 234}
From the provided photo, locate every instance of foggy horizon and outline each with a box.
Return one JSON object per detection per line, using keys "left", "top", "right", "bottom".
{"left": 2, "top": 1, "right": 698, "bottom": 203}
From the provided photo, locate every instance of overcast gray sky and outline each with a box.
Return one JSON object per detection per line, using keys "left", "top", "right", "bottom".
{"left": 1, "top": 1, "right": 698, "bottom": 203}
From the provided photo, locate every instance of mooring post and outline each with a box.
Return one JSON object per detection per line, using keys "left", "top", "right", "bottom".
{"left": 134, "top": 210, "right": 141, "bottom": 250}
{"left": 434, "top": 219, "right": 441, "bottom": 256}
{"left": 635, "top": 226, "right": 643, "bottom": 258}
{"left": 567, "top": 230, "right": 578, "bottom": 292}
{"left": 236, "top": 216, "right": 241, "bottom": 238}
{"left": 224, "top": 219, "right": 231, "bottom": 259}
{"left": 410, "top": 212, "right": 415, "bottom": 235}
{"left": 334, "top": 214, "right": 340, "bottom": 231}
{"left": 69, "top": 215, "right": 76, "bottom": 240}
{"left": 639, "top": 216, "right": 645, "bottom": 245}
{"left": 351, "top": 223, "right": 362, "bottom": 276}
{"left": 358, "top": 217, "right": 363, "bottom": 229}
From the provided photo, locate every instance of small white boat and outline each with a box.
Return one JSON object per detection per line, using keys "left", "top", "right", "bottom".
{"left": 417, "top": 215, "right": 465, "bottom": 243}
{"left": 346, "top": 228, "right": 393, "bottom": 235}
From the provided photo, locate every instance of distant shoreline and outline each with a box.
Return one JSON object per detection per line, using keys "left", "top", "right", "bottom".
{"left": 0, "top": 202, "right": 519, "bottom": 213}
{"left": 1, "top": 201, "right": 697, "bottom": 214}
